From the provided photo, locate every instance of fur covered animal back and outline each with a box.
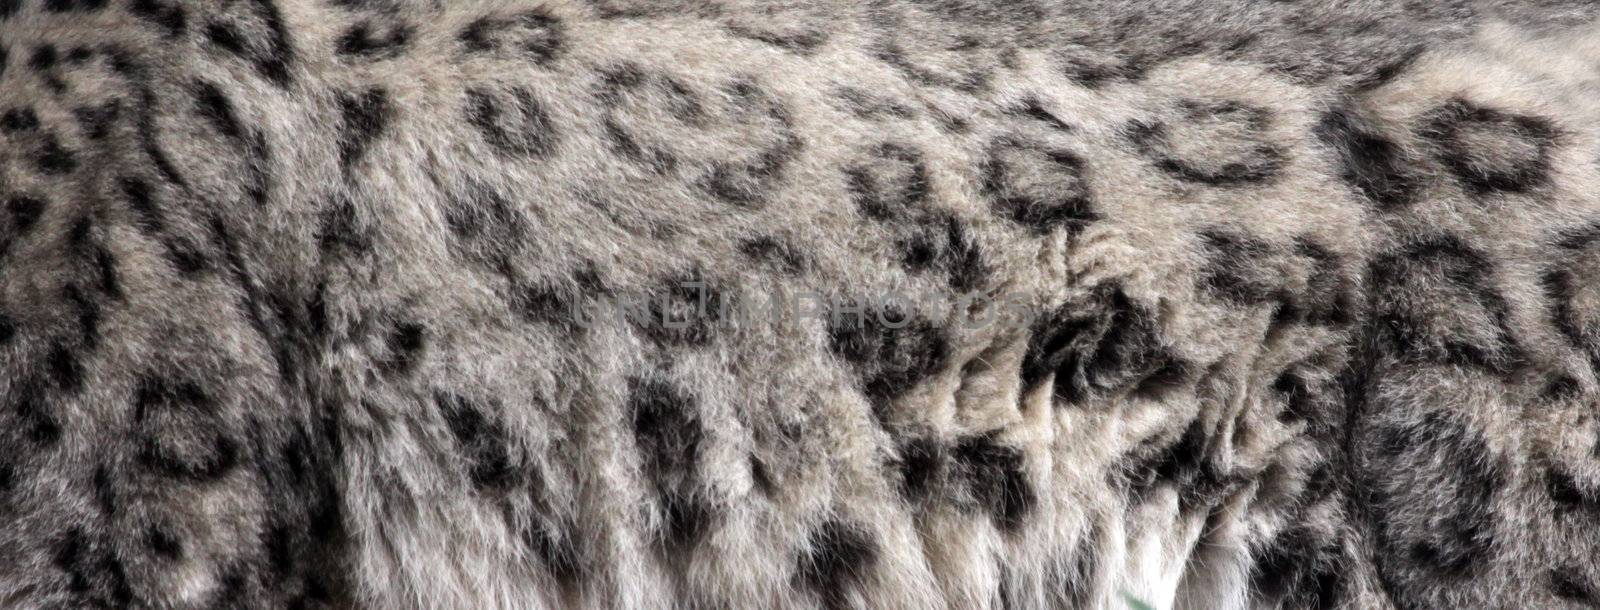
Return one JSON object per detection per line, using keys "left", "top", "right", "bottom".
{"left": 2, "top": 1, "right": 1600, "bottom": 608}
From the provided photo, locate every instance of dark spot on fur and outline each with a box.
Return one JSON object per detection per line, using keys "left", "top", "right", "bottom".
{"left": 54, "top": 529, "right": 134, "bottom": 607}
{"left": 1156, "top": 419, "right": 1236, "bottom": 510}
{"left": 442, "top": 182, "right": 510, "bottom": 238}
{"left": 458, "top": 10, "right": 564, "bottom": 64}
{"left": 337, "top": 87, "right": 391, "bottom": 171}
{"left": 37, "top": 134, "right": 78, "bottom": 175}
{"left": 874, "top": 41, "right": 992, "bottom": 92}
{"left": 899, "top": 214, "right": 987, "bottom": 292}
{"left": 896, "top": 437, "right": 945, "bottom": 500}
{"left": 1272, "top": 368, "right": 1338, "bottom": 439}
{"left": 1009, "top": 97, "right": 1074, "bottom": 131}
{"left": 600, "top": 115, "right": 677, "bottom": 173}
{"left": 954, "top": 433, "right": 1034, "bottom": 531}
{"left": 797, "top": 520, "right": 879, "bottom": 610}
{"left": 0, "top": 459, "right": 14, "bottom": 496}
{"left": 1422, "top": 98, "right": 1559, "bottom": 195}
{"left": 68, "top": 215, "right": 93, "bottom": 250}
{"left": 1250, "top": 526, "right": 1346, "bottom": 610}
{"left": 1541, "top": 374, "right": 1583, "bottom": 401}
{"left": 511, "top": 282, "right": 579, "bottom": 330}
{"left": 631, "top": 272, "right": 724, "bottom": 347}
{"left": 29, "top": 44, "right": 58, "bottom": 71}
{"left": 132, "top": 87, "right": 190, "bottom": 188}
{"left": 92, "top": 464, "right": 117, "bottom": 515}
{"left": 594, "top": 65, "right": 705, "bottom": 173}
{"left": 13, "top": 377, "right": 61, "bottom": 444}
{"left": 435, "top": 389, "right": 517, "bottom": 489}
{"left": 827, "top": 302, "right": 949, "bottom": 421}
{"left": 1199, "top": 230, "right": 1281, "bottom": 305}
{"left": 846, "top": 143, "right": 928, "bottom": 221}
{"left": 1316, "top": 108, "right": 1417, "bottom": 209}
{"left": 92, "top": 245, "right": 121, "bottom": 300}
{"left": 1301, "top": 462, "right": 1338, "bottom": 507}
{"left": 1021, "top": 285, "right": 1183, "bottom": 406}
{"left": 203, "top": 0, "right": 294, "bottom": 87}
{"left": 146, "top": 525, "right": 183, "bottom": 560}
{"left": 134, "top": 376, "right": 240, "bottom": 482}
{"left": 1351, "top": 45, "right": 1423, "bottom": 91}
{"left": 1289, "top": 239, "right": 1356, "bottom": 326}
{"left": 1552, "top": 566, "right": 1599, "bottom": 603}
{"left": 264, "top": 523, "right": 295, "bottom": 576}
{"left": 727, "top": 24, "right": 827, "bottom": 53}
{"left": 1060, "top": 54, "right": 1143, "bottom": 88}
{"left": 833, "top": 87, "right": 915, "bottom": 121}
{"left": 1547, "top": 466, "right": 1600, "bottom": 516}
{"left": 1366, "top": 411, "right": 1502, "bottom": 579}
{"left": 43, "top": 0, "right": 108, "bottom": 12}
{"left": 660, "top": 489, "right": 711, "bottom": 550}
{"left": 1130, "top": 100, "right": 1286, "bottom": 186}
{"left": 205, "top": 22, "right": 247, "bottom": 54}
{"left": 65, "top": 219, "right": 122, "bottom": 300}
{"left": 740, "top": 236, "right": 807, "bottom": 273}
{"left": 0, "top": 312, "right": 14, "bottom": 345}
{"left": 7, "top": 195, "right": 45, "bottom": 233}
{"left": 1059, "top": 525, "right": 1101, "bottom": 606}
{"left": 587, "top": 0, "right": 721, "bottom": 19}
{"left": 749, "top": 455, "right": 776, "bottom": 497}
{"left": 703, "top": 144, "right": 798, "bottom": 208}
{"left": 1122, "top": 417, "right": 1237, "bottom": 513}
{"left": 523, "top": 515, "right": 583, "bottom": 583}
{"left": 129, "top": 0, "right": 188, "bottom": 38}
{"left": 1019, "top": 310, "right": 1095, "bottom": 395}
{"left": 0, "top": 106, "right": 39, "bottom": 133}
{"left": 1369, "top": 236, "right": 1522, "bottom": 374}
{"left": 121, "top": 177, "right": 166, "bottom": 233}
{"left": 63, "top": 284, "right": 102, "bottom": 349}
{"left": 208, "top": 568, "right": 248, "bottom": 608}
{"left": 381, "top": 321, "right": 425, "bottom": 376}
{"left": 465, "top": 86, "right": 557, "bottom": 158}
{"left": 696, "top": 79, "right": 802, "bottom": 208}
{"left": 982, "top": 137, "right": 1097, "bottom": 236}
{"left": 628, "top": 375, "right": 711, "bottom": 548}
{"left": 46, "top": 342, "right": 85, "bottom": 391}
{"left": 193, "top": 81, "right": 245, "bottom": 141}
{"left": 73, "top": 99, "right": 123, "bottom": 140}
{"left": 628, "top": 376, "right": 702, "bottom": 479}
{"left": 317, "top": 195, "right": 372, "bottom": 256}
{"left": 1544, "top": 225, "right": 1600, "bottom": 379}
{"left": 63, "top": 46, "right": 91, "bottom": 64}
{"left": 337, "top": 20, "right": 413, "bottom": 59}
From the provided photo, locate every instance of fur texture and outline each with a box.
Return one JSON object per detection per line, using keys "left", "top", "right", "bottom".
{"left": 3, "top": 1, "right": 1600, "bottom": 608}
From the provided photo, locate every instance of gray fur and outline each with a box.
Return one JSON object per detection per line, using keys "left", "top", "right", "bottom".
{"left": 2, "top": 1, "right": 1599, "bottom": 608}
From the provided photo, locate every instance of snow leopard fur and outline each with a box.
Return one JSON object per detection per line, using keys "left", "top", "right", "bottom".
{"left": 2, "top": 0, "right": 1600, "bottom": 608}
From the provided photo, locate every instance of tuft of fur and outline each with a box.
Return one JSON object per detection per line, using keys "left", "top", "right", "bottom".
{"left": 2, "top": 1, "right": 1600, "bottom": 608}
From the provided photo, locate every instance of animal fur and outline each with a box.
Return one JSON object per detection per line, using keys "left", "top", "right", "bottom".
{"left": 2, "top": 1, "right": 1599, "bottom": 608}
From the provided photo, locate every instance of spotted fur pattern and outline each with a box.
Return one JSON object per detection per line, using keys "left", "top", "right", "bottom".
{"left": 3, "top": 1, "right": 1600, "bottom": 608}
